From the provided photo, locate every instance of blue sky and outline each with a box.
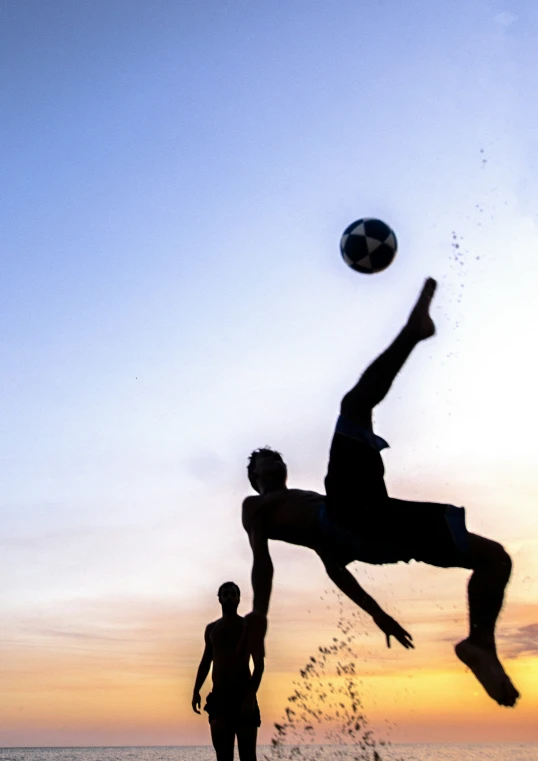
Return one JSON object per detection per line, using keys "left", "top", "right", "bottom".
{"left": 1, "top": 0, "right": 538, "bottom": 745}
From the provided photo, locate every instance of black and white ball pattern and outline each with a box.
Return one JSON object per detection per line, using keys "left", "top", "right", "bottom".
{"left": 340, "top": 218, "right": 398, "bottom": 274}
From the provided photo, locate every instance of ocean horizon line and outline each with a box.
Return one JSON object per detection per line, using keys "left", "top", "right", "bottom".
{"left": 2, "top": 742, "right": 537, "bottom": 749}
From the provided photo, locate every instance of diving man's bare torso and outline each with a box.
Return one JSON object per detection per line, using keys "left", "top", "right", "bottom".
{"left": 242, "top": 488, "right": 324, "bottom": 549}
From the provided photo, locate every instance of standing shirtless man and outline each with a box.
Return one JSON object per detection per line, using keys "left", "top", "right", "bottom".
{"left": 242, "top": 278, "right": 519, "bottom": 708}
{"left": 192, "top": 582, "right": 264, "bottom": 761}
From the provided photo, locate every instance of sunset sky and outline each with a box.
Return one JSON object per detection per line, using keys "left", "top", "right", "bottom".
{"left": 1, "top": 0, "right": 538, "bottom": 748}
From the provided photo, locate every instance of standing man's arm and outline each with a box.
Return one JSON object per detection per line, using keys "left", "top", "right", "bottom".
{"left": 242, "top": 627, "right": 265, "bottom": 713}
{"left": 192, "top": 624, "right": 213, "bottom": 713}
{"left": 250, "top": 647, "right": 265, "bottom": 694}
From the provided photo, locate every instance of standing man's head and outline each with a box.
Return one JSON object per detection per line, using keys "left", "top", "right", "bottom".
{"left": 247, "top": 447, "right": 287, "bottom": 494}
{"left": 218, "top": 581, "right": 241, "bottom": 614}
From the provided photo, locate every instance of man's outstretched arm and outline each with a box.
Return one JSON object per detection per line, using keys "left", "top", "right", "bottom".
{"left": 247, "top": 511, "right": 274, "bottom": 616}
{"left": 243, "top": 510, "right": 273, "bottom": 652}
{"left": 322, "top": 559, "right": 414, "bottom": 649}
{"left": 192, "top": 625, "right": 213, "bottom": 713}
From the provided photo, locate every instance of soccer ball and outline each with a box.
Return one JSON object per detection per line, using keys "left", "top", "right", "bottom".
{"left": 340, "top": 218, "right": 398, "bottom": 274}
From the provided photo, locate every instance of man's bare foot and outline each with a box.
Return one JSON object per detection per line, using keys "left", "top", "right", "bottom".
{"left": 407, "top": 277, "right": 437, "bottom": 340}
{"left": 455, "top": 638, "right": 520, "bottom": 707}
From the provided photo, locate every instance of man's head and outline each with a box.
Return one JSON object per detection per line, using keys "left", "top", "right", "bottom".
{"left": 247, "top": 447, "right": 287, "bottom": 494}
{"left": 217, "top": 581, "right": 240, "bottom": 614}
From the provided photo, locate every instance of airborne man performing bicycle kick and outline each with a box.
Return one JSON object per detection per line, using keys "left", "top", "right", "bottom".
{"left": 242, "top": 278, "right": 519, "bottom": 708}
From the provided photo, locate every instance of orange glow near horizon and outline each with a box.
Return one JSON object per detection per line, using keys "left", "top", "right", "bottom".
{"left": 2, "top": 584, "right": 537, "bottom": 747}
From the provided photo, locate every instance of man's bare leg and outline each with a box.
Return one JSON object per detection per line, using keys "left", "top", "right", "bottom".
{"left": 210, "top": 719, "right": 235, "bottom": 761}
{"left": 455, "top": 534, "right": 519, "bottom": 707}
{"left": 339, "top": 277, "right": 519, "bottom": 706}
{"left": 341, "top": 278, "right": 437, "bottom": 428}
{"left": 236, "top": 726, "right": 258, "bottom": 761}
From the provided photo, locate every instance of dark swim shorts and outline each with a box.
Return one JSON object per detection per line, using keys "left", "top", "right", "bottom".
{"left": 204, "top": 689, "right": 261, "bottom": 728}
{"left": 323, "top": 415, "right": 471, "bottom": 568}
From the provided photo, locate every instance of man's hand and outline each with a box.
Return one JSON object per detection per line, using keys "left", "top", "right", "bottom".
{"left": 240, "top": 610, "right": 267, "bottom": 657}
{"left": 373, "top": 611, "right": 414, "bottom": 649}
{"left": 192, "top": 690, "right": 202, "bottom": 714}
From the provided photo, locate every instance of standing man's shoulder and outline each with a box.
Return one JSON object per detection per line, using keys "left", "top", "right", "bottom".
{"left": 205, "top": 619, "right": 220, "bottom": 639}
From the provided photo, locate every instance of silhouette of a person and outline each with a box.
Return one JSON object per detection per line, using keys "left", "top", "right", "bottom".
{"left": 242, "top": 278, "right": 519, "bottom": 708}
{"left": 192, "top": 582, "right": 264, "bottom": 761}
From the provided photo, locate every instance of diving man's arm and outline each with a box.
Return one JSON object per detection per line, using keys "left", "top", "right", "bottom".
{"left": 192, "top": 624, "right": 213, "bottom": 713}
{"left": 242, "top": 497, "right": 274, "bottom": 616}
{"left": 322, "top": 559, "right": 414, "bottom": 650}
{"left": 249, "top": 517, "right": 274, "bottom": 616}
{"left": 242, "top": 497, "right": 273, "bottom": 652}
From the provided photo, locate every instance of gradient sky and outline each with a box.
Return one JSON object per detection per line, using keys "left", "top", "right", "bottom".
{"left": 1, "top": 0, "right": 538, "bottom": 748}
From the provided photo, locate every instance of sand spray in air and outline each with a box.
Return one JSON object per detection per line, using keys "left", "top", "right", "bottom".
{"left": 442, "top": 149, "right": 491, "bottom": 329}
{"left": 265, "top": 593, "right": 406, "bottom": 761}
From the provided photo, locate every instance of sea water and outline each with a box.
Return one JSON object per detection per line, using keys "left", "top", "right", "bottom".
{"left": 0, "top": 746, "right": 537, "bottom": 761}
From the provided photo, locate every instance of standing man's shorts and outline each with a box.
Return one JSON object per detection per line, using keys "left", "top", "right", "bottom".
{"left": 204, "top": 689, "right": 261, "bottom": 729}
{"left": 324, "top": 415, "right": 472, "bottom": 568}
